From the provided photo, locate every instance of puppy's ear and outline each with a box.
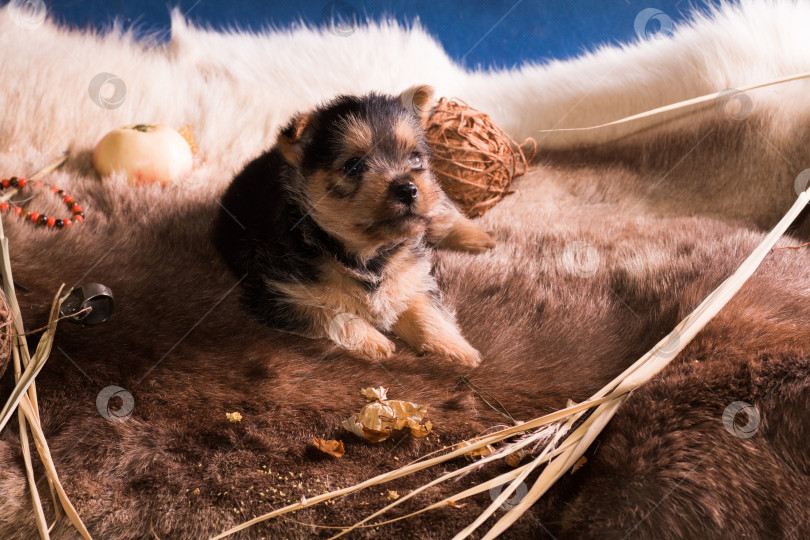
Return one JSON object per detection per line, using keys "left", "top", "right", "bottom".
{"left": 278, "top": 112, "right": 313, "bottom": 165}
{"left": 399, "top": 85, "right": 436, "bottom": 126}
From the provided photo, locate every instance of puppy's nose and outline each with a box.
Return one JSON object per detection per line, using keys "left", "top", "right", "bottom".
{"left": 393, "top": 182, "right": 419, "bottom": 205}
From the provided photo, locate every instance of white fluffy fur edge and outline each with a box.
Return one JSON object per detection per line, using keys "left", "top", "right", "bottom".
{"left": 1, "top": 0, "right": 810, "bottom": 182}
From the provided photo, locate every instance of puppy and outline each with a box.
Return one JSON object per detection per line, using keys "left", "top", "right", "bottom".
{"left": 213, "top": 86, "right": 494, "bottom": 366}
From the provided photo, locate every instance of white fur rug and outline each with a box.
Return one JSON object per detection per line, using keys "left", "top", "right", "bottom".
{"left": 2, "top": 1, "right": 810, "bottom": 180}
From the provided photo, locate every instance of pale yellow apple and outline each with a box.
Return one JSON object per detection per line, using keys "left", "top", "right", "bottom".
{"left": 92, "top": 124, "right": 193, "bottom": 185}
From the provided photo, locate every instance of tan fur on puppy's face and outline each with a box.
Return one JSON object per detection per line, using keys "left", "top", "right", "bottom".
{"left": 304, "top": 112, "right": 441, "bottom": 258}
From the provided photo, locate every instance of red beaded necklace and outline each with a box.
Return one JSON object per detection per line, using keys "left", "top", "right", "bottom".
{"left": 0, "top": 176, "right": 85, "bottom": 229}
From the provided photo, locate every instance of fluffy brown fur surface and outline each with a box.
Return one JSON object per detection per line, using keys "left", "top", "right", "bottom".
{"left": 2, "top": 4, "right": 810, "bottom": 539}
{"left": 1, "top": 108, "right": 809, "bottom": 539}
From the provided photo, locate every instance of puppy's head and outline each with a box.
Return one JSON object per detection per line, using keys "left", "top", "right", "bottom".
{"left": 278, "top": 86, "right": 440, "bottom": 258}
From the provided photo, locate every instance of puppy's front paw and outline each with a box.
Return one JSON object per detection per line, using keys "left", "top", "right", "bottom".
{"left": 329, "top": 314, "right": 395, "bottom": 360}
{"left": 436, "top": 223, "right": 496, "bottom": 253}
{"left": 358, "top": 329, "right": 396, "bottom": 361}
{"left": 423, "top": 337, "right": 482, "bottom": 368}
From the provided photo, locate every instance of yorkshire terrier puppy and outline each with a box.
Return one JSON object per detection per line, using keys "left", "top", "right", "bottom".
{"left": 213, "top": 86, "right": 494, "bottom": 367}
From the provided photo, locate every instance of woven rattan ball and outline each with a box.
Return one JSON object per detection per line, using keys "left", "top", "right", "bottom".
{"left": 425, "top": 98, "right": 536, "bottom": 217}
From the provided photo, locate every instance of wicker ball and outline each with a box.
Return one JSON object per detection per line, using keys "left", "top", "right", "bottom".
{"left": 425, "top": 98, "right": 536, "bottom": 217}
{"left": 0, "top": 290, "right": 12, "bottom": 381}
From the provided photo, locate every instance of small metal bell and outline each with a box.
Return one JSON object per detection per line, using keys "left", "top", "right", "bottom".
{"left": 59, "top": 283, "right": 114, "bottom": 326}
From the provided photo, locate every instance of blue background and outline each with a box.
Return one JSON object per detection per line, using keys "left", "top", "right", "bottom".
{"left": 40, "top": 1, "right": 722, "bottom": 68}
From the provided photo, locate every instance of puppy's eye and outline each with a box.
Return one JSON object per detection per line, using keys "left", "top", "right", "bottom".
{"left": 342, "top": 157, "right": 366, "bottom": 177}
{"left": 409, "top": 152, "right": 423, "bottom": 169}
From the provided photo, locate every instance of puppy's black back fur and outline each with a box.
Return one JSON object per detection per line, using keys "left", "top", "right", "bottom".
{"left": 213, "top": 148, "right": 316, "bottom": 332}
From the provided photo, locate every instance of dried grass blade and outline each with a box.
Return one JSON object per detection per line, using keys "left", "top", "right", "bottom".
{"left": 459, "top": 395, "right": 612, "bottom": 445}
{"left": 17, "top": 401, "right": 49, "bottom": 539}
{"left": 334, "top": 423, "right": 577, "bottom": 538}
{"left": 452, "top": 418, "right": 584, "bottom": 539}
{"left": 6, "top": 291, "right": 66, "bottom": 538}
{"left": 333, "top": 463, "right": 536, "bottom": 534}
{"left": 5, "top": 271, "right": 62, "bottom": 525}
{"left": 536, "top": 71, "right": 810, "bottom": 145}
{"left": 453, "top": 452, "right": 547, "bottom": 540}
{"left": 19, "top": 397, "right": 93, "bottom": 540}
{"left": 328, "top": 428, "right": 558, "bottom": 540}
{"left": 0, "top": 284, "right": 65, "bottom": 433}
{"left": 418, "top": 464, "right": 530, "bottom": 512}
{"left": 479, "top": 398, "right": 626, "bottom": 540}
{"left": 0, "top": 345, "right": 50, "bottom": 433}
{"left": 12, "top": 337, "right": 49, "bottom": 540}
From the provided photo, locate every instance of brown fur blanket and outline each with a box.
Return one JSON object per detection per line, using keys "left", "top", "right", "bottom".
{"left": 1, "top": 2, "right": 810, "bottom": 538}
